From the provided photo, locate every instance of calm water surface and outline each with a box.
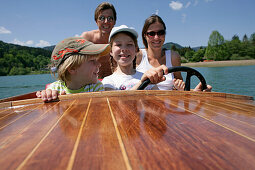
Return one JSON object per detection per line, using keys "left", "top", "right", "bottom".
{"left": 0, "top": 65, "right": 255, "bottom": 99}
{"left": 185, "top": 65, "right": 255, "bottom": 99}
{"left": 0, "top": 74, "right": 56, "bottom": 99}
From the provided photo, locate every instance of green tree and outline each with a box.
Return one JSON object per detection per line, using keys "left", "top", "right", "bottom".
{"left": 232, "top": 35, "right": 240, "bottom": 42}
{"left": 185, "top": 51, "right": 195, "bottom": 61}
{"left": 208, "top": 30, "right": 224, "bottom": 46}
{"left": 205, "top": 30, "right": 225, "bottom": 60}
{"left": 250, "top": 33, "right": 255, "bottom": 45}
{"left": 191, "top": 48, "right": 205, "bottom": 62}
{"left": 243, "top": 34, "right": 249, "bottom": 42}
{"left": 9, "top": 67, "right": 29, "bottom": 75}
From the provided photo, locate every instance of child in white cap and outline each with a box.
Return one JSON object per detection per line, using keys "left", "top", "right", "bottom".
{"left": 102, "top": 25, "right": 184, "bottom": 90}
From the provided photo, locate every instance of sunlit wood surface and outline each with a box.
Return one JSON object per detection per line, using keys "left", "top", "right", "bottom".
{"left": 0, "top": 91, "right": 255, "bottom": 170}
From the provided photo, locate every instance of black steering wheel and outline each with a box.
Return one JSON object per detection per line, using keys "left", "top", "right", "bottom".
{"left": 137, "top": 66, "right": 207, "bottom": 91}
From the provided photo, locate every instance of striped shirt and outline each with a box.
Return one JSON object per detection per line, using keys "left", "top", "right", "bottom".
{"left": 47, "top": 80, "right": 104, "bottom": 94}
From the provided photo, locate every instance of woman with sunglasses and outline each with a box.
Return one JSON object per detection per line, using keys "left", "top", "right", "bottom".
{"left": 80, "top": 2, "right": 117, "bottom": 78}
{"left": 136, "top": 15, "right": 212, "bottom": 91}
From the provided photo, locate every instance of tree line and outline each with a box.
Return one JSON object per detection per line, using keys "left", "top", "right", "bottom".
{"left": 0, "top": 41, "right": 51, "bottom": 76}
{"left": 0, "top": 30, "right": 254, "bottom": 76}
{"left": 173, "top": 31, "right": 255, "bottom": 63}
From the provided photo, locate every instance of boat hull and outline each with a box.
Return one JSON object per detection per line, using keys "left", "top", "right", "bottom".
{"left": 0, "top": 91, "right": 254, "bottom": 169}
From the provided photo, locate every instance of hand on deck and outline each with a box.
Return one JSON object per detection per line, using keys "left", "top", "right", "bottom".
{"left": 36, "top": 89, "right": 66, "bottom": 102}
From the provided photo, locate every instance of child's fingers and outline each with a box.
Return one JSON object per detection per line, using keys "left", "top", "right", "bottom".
{"left": 45, "top": 89, "right": 53, "bottom": 101}
{"left": 40, "top": 90, "right": 48, "bottom": 102}
{"left": 179, "top": 81, "right": 185, "bottom": 91}
{"left": 36, "top": 91, "right": 42, "bottom": 98}
{"left": 161, "top": 64, "right": 169, "bottom": 75}
{"left": 60, "top": 91, "right": 66, "bottom": 95}
{"left": 52, "top": 90, "right": 59, "bottom": 99}
{"left": 149, "top": 70, "right": 159, "bottom": 83}
{"left": 174, "top": 79, "right": 185, "bottom": 91}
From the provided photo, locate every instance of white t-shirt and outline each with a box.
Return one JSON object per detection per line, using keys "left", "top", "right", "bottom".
{"left": 136, "top": 49, "right": 174, "bottom": 90}
{"left": 102, "top": 71, "right": 155, "bottom": 90}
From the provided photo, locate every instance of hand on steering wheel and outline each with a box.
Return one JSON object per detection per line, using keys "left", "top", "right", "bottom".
{"left": 137, "top": 66, "right": 207, "bottom": 91}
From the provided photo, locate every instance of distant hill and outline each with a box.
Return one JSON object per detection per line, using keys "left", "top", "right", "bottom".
{"left": 163, "top": 42, "right": 183, "bottom": 50}
{"left": 0, "top": 40, "right": 52, "bottom": 53}
{"left": 42, "top": 42, "right": 206, "bottom": 52}
{"left": 192, "top": 46, "right": 207, "bottom": 51}
{"left": 43, "top": 45, "right": 55, "bottom": 52}
{"left": 163, "top": 42, "right": 207, "bottom": 51}
{"left": 0, "top": 40, "right": 51, "bottom": 76}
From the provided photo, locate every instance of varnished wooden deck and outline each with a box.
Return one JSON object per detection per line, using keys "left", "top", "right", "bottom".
{"left": 0, "top": 91, "right": 255, "bottom": 169}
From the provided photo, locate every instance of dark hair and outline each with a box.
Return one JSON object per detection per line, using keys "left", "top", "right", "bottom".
{"left": 94, "top": 2, "right": 117, "bottom": 22}
{"left": 142, "top": 14, "right": 166, "bottom": 48}
{"left": 109, "top": 31, "right": 139, "bottom": 72}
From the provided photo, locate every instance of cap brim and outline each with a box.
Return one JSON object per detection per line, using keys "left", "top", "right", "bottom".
{"left": 79, "top": 43, "right": 111, "bottom": 57}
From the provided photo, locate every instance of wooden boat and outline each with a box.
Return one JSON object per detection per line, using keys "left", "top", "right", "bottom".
{"left": 0, "top": 67, "right": 255, "bottom": 169}
{"left": 0, "top": 90, "right": 254, "bottom": 169}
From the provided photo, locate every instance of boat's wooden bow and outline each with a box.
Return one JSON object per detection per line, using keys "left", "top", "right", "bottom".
{"left": 0, "top": 91, "right": 254, "bottom": 169}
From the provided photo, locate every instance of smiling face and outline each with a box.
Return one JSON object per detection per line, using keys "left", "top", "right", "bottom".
{"left": 74, "top": 56, "right": 101, "bottom": 85}
{"left": 110, "top": 33, "right": 136, "bottom": 68}
{"left": 96, "top": 9, "right": 116, "bottom": 34}
{"left": 145, "top": 22, "right": 166, "bottom": 50}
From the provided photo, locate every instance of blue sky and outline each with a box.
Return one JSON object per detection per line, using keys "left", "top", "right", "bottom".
{"left": 0, "top": 0, "right": 254, "bottom": 48}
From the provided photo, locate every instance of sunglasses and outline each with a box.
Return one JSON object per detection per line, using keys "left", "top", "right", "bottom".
{"left": 146, "top": 30, "right": 166, "bottom": 37}
{"left": 98, "top": 16, "right": 114, "bottom": 22}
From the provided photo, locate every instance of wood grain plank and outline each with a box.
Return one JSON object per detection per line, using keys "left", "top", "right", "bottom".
{"left": 0, "top": 104, "right": 48, "bottom": 148}
{"left": 72, "top": 97, "right": 127, "bottom": 170}
{"left": 109, "top": 95, "right": 255, "bottom": 170}
{"left": 167, "top": 96, "right": 255, "bottom": 141}
{"left": 19, "top": 98, "right": 91, "bottom": 170}
{"left": 0, "top": 91, "right": 254, "bottom": 170}
{"left": 0, "top": 100, "right": 74, "bottom": 169}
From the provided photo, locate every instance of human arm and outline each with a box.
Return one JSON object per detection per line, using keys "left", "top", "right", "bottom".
{"left": 135, "top": 50, "right": 143, "bottom": 67}
{"left": 130, "top": 65, "right": 169, "bottom": 90}
{"left": 171, "top": 50, "right": 183, "bottom": 80}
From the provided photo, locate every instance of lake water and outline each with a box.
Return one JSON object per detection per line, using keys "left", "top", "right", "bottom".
{"left": 0, "top": 65, "right": 255, "bottom": 99}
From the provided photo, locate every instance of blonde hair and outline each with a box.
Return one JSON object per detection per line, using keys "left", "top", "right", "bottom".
{"left": 51, "top": 54, "right": 99, "bottom": 83}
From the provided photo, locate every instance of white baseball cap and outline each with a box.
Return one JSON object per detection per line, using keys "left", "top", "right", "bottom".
{"left": 109, "top": 25, "right": 138, "bottom": 42}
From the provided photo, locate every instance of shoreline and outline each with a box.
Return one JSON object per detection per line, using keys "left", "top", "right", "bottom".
{"left": 181, "top": 59, "right": 255, "bottom": 67}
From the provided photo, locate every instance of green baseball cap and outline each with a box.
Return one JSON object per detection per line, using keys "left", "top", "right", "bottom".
{"left": 51, "top": 37, "right": 111, "bottom": 72}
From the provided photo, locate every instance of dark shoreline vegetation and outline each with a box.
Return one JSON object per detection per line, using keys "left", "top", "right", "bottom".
{"left": 1, "top": 31, "right": 255, "bottom": 76}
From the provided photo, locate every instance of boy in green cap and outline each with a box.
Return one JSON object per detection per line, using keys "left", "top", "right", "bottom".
{"left": 36, "top": 37, "right": 111, "bottom": 102}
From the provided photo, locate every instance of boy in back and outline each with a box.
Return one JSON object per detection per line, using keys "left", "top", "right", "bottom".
{"left": 36, "top": 37, "right": 110, "bottom": 102}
